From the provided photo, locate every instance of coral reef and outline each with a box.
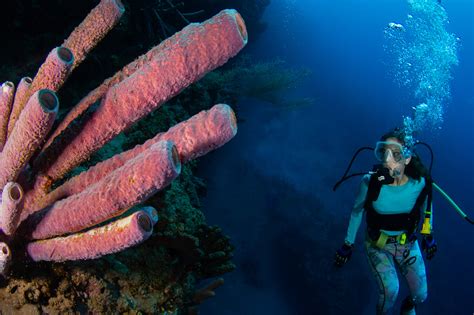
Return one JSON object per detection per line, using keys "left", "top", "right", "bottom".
{"left": 0, "top": 1, "right": 244, "bottom": 313}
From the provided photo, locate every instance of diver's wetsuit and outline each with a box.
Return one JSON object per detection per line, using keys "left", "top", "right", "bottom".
{"left": 345, "top": 174, "right": 429, "bottom": 315}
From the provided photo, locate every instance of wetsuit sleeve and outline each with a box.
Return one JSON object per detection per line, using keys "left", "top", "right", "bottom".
{"left": 344, "top": 174, "right": 370, "bottom": 245}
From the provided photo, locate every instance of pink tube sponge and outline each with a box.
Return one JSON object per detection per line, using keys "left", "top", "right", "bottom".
{"left": 0, "top": 89, "right": 58, "bottom": 189}
{"left": 0, "top": 82, "right": 15, "bottom": 151}
{"left": 41, "top": 9, "right": 244, "bottom": 154}
{"left": 6, "top": 48, "right": 72, "bottom": 136}
{"left": 41, "top": 9, "right": 247, "bottom": 182}
{"left": 30, "top": 47, "right": 74, "bottom": 91}
{"left": 165, "top": 103, "right": 238, "bottom": 162}
{"left": 30, "top": 140, "right": 180, "bottom": 240}
{"left": 27, "top": 209, "right": 154, "bottom": 262}
{"left": 63, "top": 0, "right": 125, "bottom": 70}
{"left": 0, "top": 242, "right": 11, "bottom": 276}
{"left": 0, "top": 182, "right": 23, "bottom": 236}
{"left": 33, "top": 104, "right": 237, "bottom": 210}
{"left": 6, "top": 77, "right": 32, "bottom": 139}
{"left": 41, "top": 24, "right": 170, "bottom": 153}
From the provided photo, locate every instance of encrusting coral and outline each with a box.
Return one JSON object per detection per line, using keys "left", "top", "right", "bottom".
{"left": 0, "top": 0, "right": 246, "bottom": 312}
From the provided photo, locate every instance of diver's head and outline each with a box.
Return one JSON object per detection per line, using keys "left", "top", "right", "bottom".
{"left": 375, "top": 129, "right": 412, "bottom": 180}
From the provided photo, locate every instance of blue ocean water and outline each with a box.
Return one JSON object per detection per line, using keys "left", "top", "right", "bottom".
{"left": 198, "top": 0, "right": 474, "bottom": 314}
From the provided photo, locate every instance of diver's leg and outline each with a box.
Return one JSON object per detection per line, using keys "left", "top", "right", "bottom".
{"left": 397, "top": 241, "right": 428, "bottom": 315}
{"left": 365, "top": 241, "right": 400, "bottom": 315}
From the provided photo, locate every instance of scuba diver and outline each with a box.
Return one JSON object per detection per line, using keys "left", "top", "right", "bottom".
{"left": 333, "top": 127, "right": 472, "bottom": 314}
{"left": 334, "top": 128, "right": 437, "bottom": 315}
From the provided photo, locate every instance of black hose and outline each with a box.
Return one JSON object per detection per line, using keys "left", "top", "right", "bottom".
{"left": 333, "top": 147, "right": 373, "bottom": 191}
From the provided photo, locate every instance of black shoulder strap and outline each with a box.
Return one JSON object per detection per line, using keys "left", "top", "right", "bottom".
{"left": 367, "top": 173, "right": 382, "bottom": 202}
{"left": 364, "top": 167, "right": 386, "bottom": 208}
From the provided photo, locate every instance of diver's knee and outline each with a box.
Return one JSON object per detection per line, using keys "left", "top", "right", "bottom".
{"left": 412, "top": 290, "right": 427, "bottom": 304}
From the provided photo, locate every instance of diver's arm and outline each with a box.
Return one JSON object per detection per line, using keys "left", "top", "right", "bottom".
{"left": 344, "top": 175, "right": 370, "bottom": 245}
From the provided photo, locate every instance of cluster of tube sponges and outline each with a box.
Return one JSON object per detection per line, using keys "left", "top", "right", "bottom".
{"left": 0, "top": 0, "right": 247, "bottom": 277}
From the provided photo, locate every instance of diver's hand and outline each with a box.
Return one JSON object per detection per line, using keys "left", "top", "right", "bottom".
{"left": 421, "top": 235, "right": 437, "bottom": 260}
{"left": 374, "top": 166, "right": 395, "bottom": 185}
{"left": 334, "top": 243, "right": 353, "bottom": 267}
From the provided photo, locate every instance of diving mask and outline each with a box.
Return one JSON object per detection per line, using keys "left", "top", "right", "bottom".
{"left": 374, "top": 141, "right": 411, "bottom": 163}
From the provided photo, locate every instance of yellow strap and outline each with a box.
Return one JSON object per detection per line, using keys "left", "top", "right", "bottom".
{"left": 421, "top": 217, "right": 432, "bottom": 235}
{"left": 374, "top": 232, "right": 408, "bottom": 248}
{"left": 399, "top": 233, "right": 407, "bottom": 245}
{"left": 375, "top": 232, "right": 388, "bottom": 248}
